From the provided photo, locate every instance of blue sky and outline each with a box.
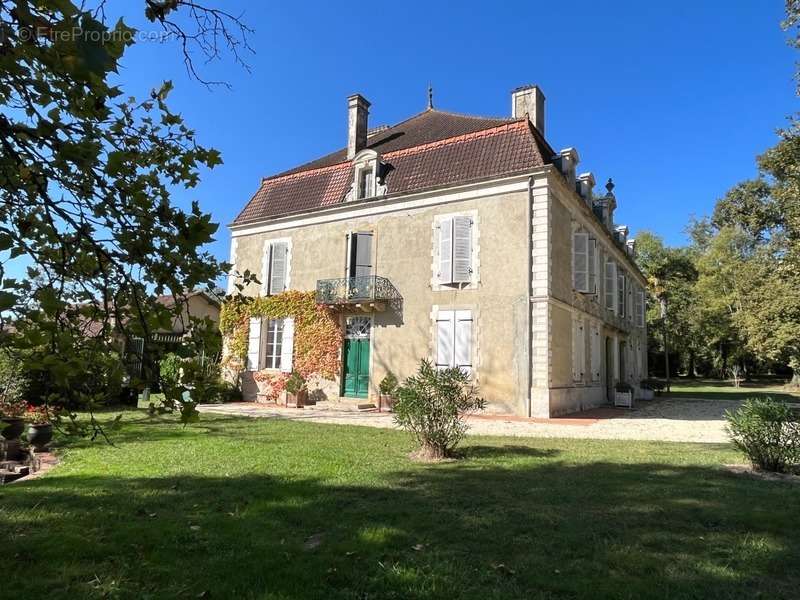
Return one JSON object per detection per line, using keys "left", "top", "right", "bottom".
{"left": 114, "top": 1, "right": 795, "bottom": 263}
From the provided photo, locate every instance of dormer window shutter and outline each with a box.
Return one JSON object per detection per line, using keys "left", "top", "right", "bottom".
{"left": 269, "top": 241, "right": 288, "bottom": 294}
{"left": 438, "top": 217, "right": 453, "bottom": 284}
{"left": 573, "top": 231, "right": 589, "bottom": 292}
{"left": 452, "top": 216, "right": 473, "bottom": 283}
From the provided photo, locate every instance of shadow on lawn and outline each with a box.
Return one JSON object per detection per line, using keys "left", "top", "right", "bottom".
{"left": 3, "top": 453, "right": 799, "bottom": 599}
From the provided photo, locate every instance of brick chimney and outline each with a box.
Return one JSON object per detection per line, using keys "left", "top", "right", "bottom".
{"left": 511, "top": 85, "right": 545, "bottom": 136}
{"left": 347, "top": 94, "right": 370, "bottom": 159}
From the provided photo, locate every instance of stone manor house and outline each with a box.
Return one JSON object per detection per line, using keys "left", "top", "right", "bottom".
{"left": 228, "top": 84, "right": 648, "bottom": 417}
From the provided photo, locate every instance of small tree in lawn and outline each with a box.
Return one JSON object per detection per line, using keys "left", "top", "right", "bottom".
{"left": 393, "top": 359, "right": 485, "bottom": 460}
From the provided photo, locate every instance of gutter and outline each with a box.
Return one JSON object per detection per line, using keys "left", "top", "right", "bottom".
{"left": 526, "top": 175, "right": 534, "bottom": 418}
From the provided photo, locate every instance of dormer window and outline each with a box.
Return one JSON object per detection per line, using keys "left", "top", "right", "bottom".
{"left": 349, "top": 149, "right": 385, "bottom": 201}
{"left": 358, "top": 166, "right": 374, "bottom": 199}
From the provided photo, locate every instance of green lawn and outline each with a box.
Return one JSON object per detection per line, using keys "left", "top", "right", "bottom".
{"left": 1, "top": 412, "right": 799, "bottom": 599}
{"left": 666, "top": 378, "right": 800, "bottom": 402}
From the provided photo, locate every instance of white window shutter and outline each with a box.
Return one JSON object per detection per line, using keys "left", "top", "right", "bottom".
{"left": 605, "top": 260, "right": 617, "bottom": 313}
{"left": 572, "top": 319, "right": 580, "bottom": 381}
{"left": 345, "top": 233, "right": 352, "bottom": 279}
{"left": 637, "top": 290, "right": 645, "bottom": 327}
{"left": 280, "top": 317, "right": 294, "bottom": 373}
{"left": 438, "top": 218, "right": 453, "bottom": 284}
{"left": 454, "top": 310, "right": 473, "bottom": 375}
{"left": 269, "top": 242, "right": 288, "bottom": 294}
{"left": 435, "top": 311, "right": 455, "bottom": 368}
{"left": 246, "top": 317, "right": 262, "bottom": 371}
{"left": 572, "top": 232, "right": 589, "bottom": 292}
{"left": 617, "top": 273, "right": 625, "bottom": 318}
{"left": 588, "top": 238, "right": 597, "bottom": 294}
{"left": 452, "top": 216, "right": 473, "bottom": 283}
{"left": 591, "top": 325, "right": 601, "bottom": 381}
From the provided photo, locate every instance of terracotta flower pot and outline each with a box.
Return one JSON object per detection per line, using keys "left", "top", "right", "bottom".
{"left": 1, "top": 417, "right": 25, "bottom": 441}
{"left": 26, "top": 423, "right": 53, "bottom": 451}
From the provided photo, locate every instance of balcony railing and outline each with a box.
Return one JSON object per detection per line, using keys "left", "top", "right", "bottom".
{"left": 316, "top": 276, "right": 402, "bottom": 311}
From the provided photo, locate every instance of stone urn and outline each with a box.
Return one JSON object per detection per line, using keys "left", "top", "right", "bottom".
{"left": 26, "top": 423, "right": 53, "bottom": 452}
{"left": 1, "top": 417, "right": 25, "bottom": 441}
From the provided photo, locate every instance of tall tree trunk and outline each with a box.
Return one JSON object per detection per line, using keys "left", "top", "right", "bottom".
{"left": 789, "top": 356, "right": 800, "bottom": 388}
{"left": 687, "top": 350, "right": 696, "bottom": 379}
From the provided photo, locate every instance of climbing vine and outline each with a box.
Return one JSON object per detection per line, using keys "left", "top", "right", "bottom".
{"left": 219, "top": 291, "right": 341, "bottom": 379}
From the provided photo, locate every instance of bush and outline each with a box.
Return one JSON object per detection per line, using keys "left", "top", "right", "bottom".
{"left": 393, "top": 359, "right": 486, "bottom": 460}
{"left": 159, "top": 353, "right": 184, "bottom": 389}
{"left": 726, "top": 398, "right": 800, "bottom": 473}
{"left": 379, "top": 372, "right": 398, "bottom": 396}
{"left": 285, "top": 372, "right": 306, "bottom": 395}
{"left": 640, "top": 378, "right": 665, "bottom": 394}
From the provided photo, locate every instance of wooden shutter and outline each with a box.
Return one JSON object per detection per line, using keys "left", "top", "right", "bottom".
{"left": 438, "top": 218, "right": 453, "bottom": 284}
{"left": 454, "top": 310, "right": 473, "bottom": 375}
{"left": 636, "top": 290, "right": 645, "bottom": 327}
{"left": 246, "top": 317, "right": 261, "bottom": 371}
{"left": 345, "top": 233, "right": 352, "bottom": 279}
{"left": 572, "top": 318, "right": 582, "bottom": 381}
{"left": 617, "top": 273, "right": 625, "bottom": 318}
{"left": 269, "top": 241, "right": 288, "bottom": 294}
{"left": 573, "top": 232, "right": 589, "bottom": 292}
{"left": 605, "top": 260, "right": 617, "bottom": 312}
{"left": 353, "top": 233, "right": 373, "bottom": 278}
{"left": 588, "top": 238, "right": 597, "bottom": 294}
{"left": 280, "top": 318, "right": 294, "bottom": 373}
{"left": 590, "top": 325, "right": 601, "bottom": 381}
{"left": 435, "top": 310, "right": 454, "bottom": 368}
{"left": 452, "top": 216, "right": 472, "bottom": 283}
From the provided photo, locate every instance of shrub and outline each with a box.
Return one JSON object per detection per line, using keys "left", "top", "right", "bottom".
{"left": 393, "top": 359, "right": 486, "bottom": 460}
{"left": 159, "top": 353, "right": 184, "bottom": 389}
{"left": 726, "top": 398, "right": 800, "bottom": 473}
{"left": 285, "top": 372, "right": 306, "bottom": 395}
{"left": 640, "top": 378, "right": 665, "bottom": 394}
{"left": 379, "top": 372, "right": 398, "bottom": 396}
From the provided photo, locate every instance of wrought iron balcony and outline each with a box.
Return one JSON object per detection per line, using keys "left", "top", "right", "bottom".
{"left": 316, "top": 276, "right": 402, "bottom": 312}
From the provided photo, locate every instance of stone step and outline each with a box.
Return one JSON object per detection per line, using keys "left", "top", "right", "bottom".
{"left": 314, "top": 400, "right": 376, "bottom": 412}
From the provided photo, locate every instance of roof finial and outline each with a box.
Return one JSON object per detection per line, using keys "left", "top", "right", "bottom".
{"left": 605, "top": 177, "right": 615, "bottom": 194}
{"left": 427, "top": 83, "right": 434, "bottom": 110}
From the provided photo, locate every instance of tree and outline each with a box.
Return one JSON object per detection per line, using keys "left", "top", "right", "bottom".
{"left": 635, "top": 231, "right": 699, "bottom": 378}
{"left": 0, "top": 1, "right": 255, "bottom": 435}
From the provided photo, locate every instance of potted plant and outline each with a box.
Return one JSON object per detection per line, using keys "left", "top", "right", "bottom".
{"left": 378, "top": 372, "right": 399, "bottom": 412}
{"left": 25, "top": 404, "right": 54, "bottom": 451}
{"left": 285, "top": 372, "right": 308, "bottom": 408}
{"left": 614, "top": 382, "right": 634, "bottom": 408}
{"left": 0, "top": 398, "right": 27, "bottom": 441}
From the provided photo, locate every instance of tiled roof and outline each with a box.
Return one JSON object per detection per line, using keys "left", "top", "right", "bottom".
{"left": 233, "top": 110, "right": 553, "bottom": 225}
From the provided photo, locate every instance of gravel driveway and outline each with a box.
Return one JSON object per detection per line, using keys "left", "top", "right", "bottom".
{"left": 198, "top": 396, "right": 739, "bottom": 444}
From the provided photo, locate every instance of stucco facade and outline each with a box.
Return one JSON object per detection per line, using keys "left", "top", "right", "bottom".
{"left": 228, "top": 87, "right": 647, "bottom": 417}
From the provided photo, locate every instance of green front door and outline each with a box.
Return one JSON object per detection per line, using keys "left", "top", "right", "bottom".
{"left": 342, "top": 338, "right": 370, "bottom": 398}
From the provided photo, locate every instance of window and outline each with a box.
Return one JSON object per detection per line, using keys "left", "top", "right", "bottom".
{"left": 438, "top": 216, "right": 472, "bottom": 285}
{"left": 572, "top": 231, "right": 589, "bottom": 292}
{"left": 605, "top": 260, "right": 617, "bottom": 313}
{"left": 263, "top": 319, "right": 284, "bottom": 370}
{"left": 245, "top": 317, "right": 294, "bottom": 372}
{"left": 264, "top": 241, "right": 289, "bottom": 295}
{"left": 617, "top": 271, "right": 626, "bottom": 318}
{"left": 590, "top": 324, "right": 601, "bottom": 381}
{"left": 636, "top": 289, "right": 646, "bottom": 328}
{"left": 572, "top": 317, "right": 585, "bottom": 382}
{"left": 435, "top": 310, "right": 473, "bottom": 375}
{"left": 357, "top": 167, "right": 374, "bottom": 199}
